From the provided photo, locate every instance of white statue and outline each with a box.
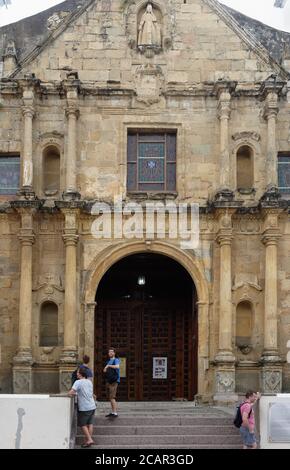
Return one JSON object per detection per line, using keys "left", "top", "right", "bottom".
{"left": 138, "top": 3, "right": 161, "bottom": 47}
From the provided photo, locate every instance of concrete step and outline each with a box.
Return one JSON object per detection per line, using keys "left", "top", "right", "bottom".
{"left": 75, "top": 434, "right": 241, "bottom": 445}
{"left": 77, "top": 425, "right": 238, "bottom": 436}
{"left": 90, "top": 416, "right": 234, "bottom": 426}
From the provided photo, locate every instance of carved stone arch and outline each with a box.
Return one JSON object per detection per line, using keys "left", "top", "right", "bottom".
{"left": 232, "top": 275, "right": 263, "bottom": 357}
{"left": 83, "top": 240, "right": 210, "bottom": 398}
{"left": 231, "top": 135, "right": 260, "bottom": 192}
{"left": 38, "top": 133, "right": 64, "bottom": 197}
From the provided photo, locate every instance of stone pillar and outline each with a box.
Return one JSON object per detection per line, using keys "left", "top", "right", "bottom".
{"left": 63, "top": 78, "right": 80, "bottom": 200}
{"left": 214, "top": 210, "right": 237, "bottom": 403}
{"left": 20, "top": 81, "right": 36, "bottom": 198}
{"left": 261, "top": 209, "right": 282, "bottom": 393}
{"left": 261, "top": 78, "right": 284, "bottom": 198}
{"left": 2, "top": 39, "right": 17, "bottom": 77}
{"left": 59, "top": 209, "right": 79, "bottom": 391}
{"left": 84, "top": 302, "right": 97, "bottom": 376}
{"left": 13, "top": 206, "right": 36, "bottom": 393}
{"left": 214, "top": 81, "right": 236, "bottom": 201}
{"left": 196, "top": 301, "right": 210, "bottom": 402}
{"left": 264, "top": 91, "right": 279, "bottom": 190}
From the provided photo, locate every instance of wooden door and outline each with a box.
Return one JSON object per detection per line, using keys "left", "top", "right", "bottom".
{"left": 95, "top": 293, "right": 197, "bottom": 401}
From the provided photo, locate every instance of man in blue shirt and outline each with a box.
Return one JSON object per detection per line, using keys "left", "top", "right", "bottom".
{"left": 103, "top": 347, "right": 120, "bottom": 418}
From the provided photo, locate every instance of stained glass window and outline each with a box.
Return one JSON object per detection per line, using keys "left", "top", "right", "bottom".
{"left": 127, "top": 132, "right": 176, "bottom": 192}
{"left": 0, "top": 155, "right": 20, "bottom": 195}
{"left": 278, "top": 153, "right": 290, "bottom": 194}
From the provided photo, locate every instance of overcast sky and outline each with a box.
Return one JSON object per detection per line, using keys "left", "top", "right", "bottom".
{"left": 0, "top": 0, "right": 289, "bottom": 31}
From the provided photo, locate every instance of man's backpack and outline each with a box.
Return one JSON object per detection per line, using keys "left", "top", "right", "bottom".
{"left": 233, "top": 402, "right": 252, "bottom": 428}
{"left": 105, "top": 359, "right": 119, "bottom": 384}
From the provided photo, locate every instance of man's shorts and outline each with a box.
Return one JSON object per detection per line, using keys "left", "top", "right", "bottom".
{"left": 77, "top": 409, "right": 95, "bottom": 427}
{"left": 239, "top": 426, "right": 257, "bottom": 447}
{"left": 106, "top": 381, "right": 118, "bottom": 400}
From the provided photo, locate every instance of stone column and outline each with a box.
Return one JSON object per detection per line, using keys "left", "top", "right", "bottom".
{"left": 214, "top": 210, "right": 237, "bottom": 403}
{"left": 84, "top": 302, "right": 97, "bottom": 376}
{"left": 261, "top": 210, "right": 282, "bottom": 393}
{"left": 63, "top": 78, "right": 80, "bottom": 200}
{"left": 261, "top": 78, "right": 284, "bottom": 198}
{"left": 196, "top": 301, "right": 210, "bottom": 402}
{"left": 264, "top": 91, "right": 279, "bottom": 190}
{"left": 214, "top": 81, "right": 236, "bottom": 200}
{"left": 20, "top": 81, "right": 36, "bottom": 198}
{"left": 13, "top": 206, "right": 36, "bottom": 393}
{"left": 59, "top": 208, "right": 79, "bottom": 392}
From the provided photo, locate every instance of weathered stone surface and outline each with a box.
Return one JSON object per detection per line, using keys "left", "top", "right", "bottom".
{"left": 0, "top": 0, "right": 289, "bottom": 397}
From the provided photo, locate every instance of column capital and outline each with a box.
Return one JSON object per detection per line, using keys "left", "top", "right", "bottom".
{"left": 22, "top": 105, "right": 35, "bottom": 119}
{"left": 84, "top": 302, "right": 97, "bottom": 313}
{"left": 214, "top": 80, "right": 237, "bottom": 99}
{"left": 65, "top": 105, "right": 79, "bottom": 119}
{"left": 18, "top": 230, "right": 35, "bottom": 245}
{"left": 216, "top": 230, "right": 233, "bottom": 246}
{"left": 63, "top": 233, "right": 79, "bottom": 246}
{"left": 262, "top": 230, "right": 281, "bottom": 246}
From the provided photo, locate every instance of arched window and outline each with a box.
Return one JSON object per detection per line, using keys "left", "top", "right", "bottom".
{"left": 40, "top": 301, "right": 58, "bottom": 347}
{"left": 236, "top": 301, "right": 253, "bottom": 348}
{"left": 236, "top": 145, "right": 254, "bottom": 191}
{"left": 43, "top": 146, "right": 60, "bottom": 194}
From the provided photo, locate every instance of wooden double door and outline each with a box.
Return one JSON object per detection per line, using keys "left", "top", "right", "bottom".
{"left": 95, "top": 294, "right": 197, "bottom": 401}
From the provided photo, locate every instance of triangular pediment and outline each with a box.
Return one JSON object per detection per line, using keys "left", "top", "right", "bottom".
{"left": 5, "top": 0, "right": 288, "bottom": 82}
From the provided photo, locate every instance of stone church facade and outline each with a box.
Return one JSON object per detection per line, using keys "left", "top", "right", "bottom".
{"left": 0, "top": 0, "right": 290, "bottom": 402}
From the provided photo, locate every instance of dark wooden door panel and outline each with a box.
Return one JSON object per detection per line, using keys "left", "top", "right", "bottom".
{"left": 95, "top": 296, "right": 197, "bottom": 401}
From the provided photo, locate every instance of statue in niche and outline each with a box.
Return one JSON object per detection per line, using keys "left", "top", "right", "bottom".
{"left": 138, "top": 3, "right": 161, "bottom": 47}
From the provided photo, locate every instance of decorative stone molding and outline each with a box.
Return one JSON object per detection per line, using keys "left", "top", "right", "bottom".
{"left": 13, "top": 368, "right": 32, "bottom": 394}
{"left": 134, "top": 63, "right": 165, "bottom": 105}
{"left": 261, "top": 368, "right": 282, "bottom": 394}
{"left": 232, "top": 131, "right": 261, "bottom": 142}
{"left": 215, "top": 370, "right": 235, "bottom": 393}
{"left": 33, "top": 273, "right": 64, "bottom": 296}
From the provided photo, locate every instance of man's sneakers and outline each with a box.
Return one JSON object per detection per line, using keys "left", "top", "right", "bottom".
{"left": 105, "top": 412, "right": 118, "bottom": 418}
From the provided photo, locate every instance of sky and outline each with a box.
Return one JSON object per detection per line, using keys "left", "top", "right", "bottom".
{"left": 0, "top": 0, "right": 289, "bottom": 32}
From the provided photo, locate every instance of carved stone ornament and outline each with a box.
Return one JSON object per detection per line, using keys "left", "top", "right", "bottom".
{"left": 33, "top": 273, "right": 64, "bottom": 298}
{"left": 47, "top": 11, "right": 69, "bottom": 31}
{"left": 137, "top": 3, "right": 162, "bottom": 55}
{"left": 135, "top": 63, "right": 165, "bottom": 105}
{"left": 216, "top": 371, "right": 235, "bottom": 393}
{"left": 262, "top": 370, "right": 282, "bottom": 393}
{"left": 232, "top": 131, "right": 261, "bottom": 142}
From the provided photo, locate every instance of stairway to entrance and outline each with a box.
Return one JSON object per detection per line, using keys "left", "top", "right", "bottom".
{"left": 75, "top": 402, "right": 242, "bottom": 449}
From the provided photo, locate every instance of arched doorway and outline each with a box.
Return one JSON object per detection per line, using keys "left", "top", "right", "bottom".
{"left": 95, "top": 253, "right": 197, "bottom": 401}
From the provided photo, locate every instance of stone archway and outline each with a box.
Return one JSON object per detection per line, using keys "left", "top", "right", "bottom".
{"left": 83, "top": 240, "right": 210, "bottom": 398}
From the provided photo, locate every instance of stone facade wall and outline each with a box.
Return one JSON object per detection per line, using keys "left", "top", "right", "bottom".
{"left": 0, "top": 0, "right": 290, "bottom": 398}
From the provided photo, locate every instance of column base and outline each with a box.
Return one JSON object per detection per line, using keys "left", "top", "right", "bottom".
{"left": 260, "top": 186, "right": 282, "bottom": 206}
{"left": 59, "top": 367, "right": 76, "bottom": 392}
{"left": 60, "top": 348, "right": 78, "bottom": 365}
{"left": 214, "top": 360, "right": 238, "bottom": 405}
{"left": 214, "top": 188, "right": 234, "bottom": 203}
{"left": 260, "top": 357, "right": 283, "bottom": 394}
{"left": 13, "top": 365, "right": 33, "bottom": 393}
{"left": 17, "top": 187, "right": 37, "bottom": 200}
{"left": 62, "top": 190, "right": 81, "bottom": 201}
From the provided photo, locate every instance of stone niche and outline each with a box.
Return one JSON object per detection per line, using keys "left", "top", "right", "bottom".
{"left": 125, "top": 0, "right": 173, "bottom": 56}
